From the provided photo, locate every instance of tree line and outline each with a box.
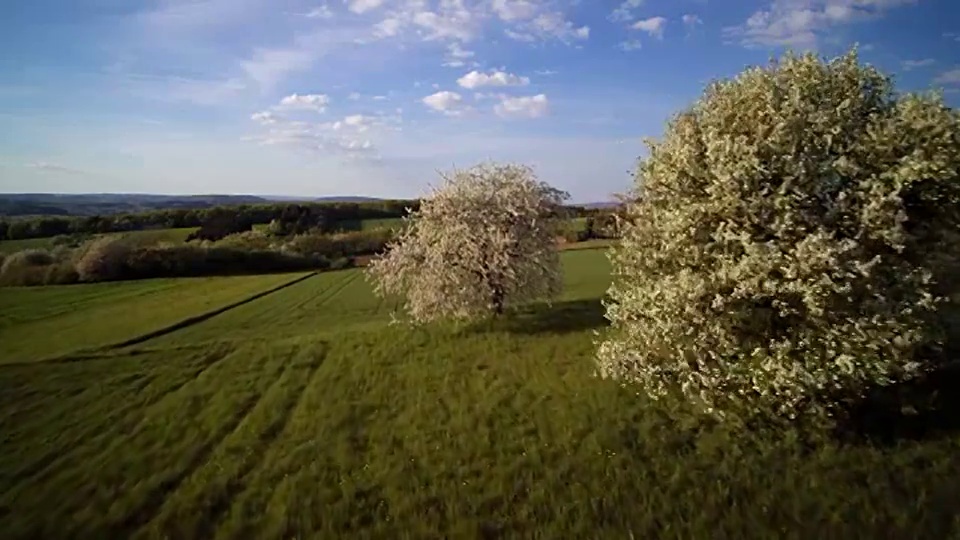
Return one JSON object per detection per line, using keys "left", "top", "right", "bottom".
{"left": 0, "top": 199, "right": 609, "bottom": 241}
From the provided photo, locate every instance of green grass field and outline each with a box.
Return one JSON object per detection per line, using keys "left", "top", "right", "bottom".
{"left": 0, "top": 273, "right": 307, "bottom": 363}
{"left": 1, "top": 247, "right": 959, "bottom": 538}
{"left": 0, "top": 237, "right": 55, "bottom": 254}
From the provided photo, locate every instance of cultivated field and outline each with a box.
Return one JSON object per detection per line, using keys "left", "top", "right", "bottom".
{"left": 2, "top": 248, "right": 959, "bottom": 538}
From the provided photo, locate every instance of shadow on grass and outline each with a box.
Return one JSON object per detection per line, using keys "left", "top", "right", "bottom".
{"left": 481, "top": 298, "right": 608, "bottom": 335}
{"left": 836, "top": 362, "right": 960, "bottom": 446}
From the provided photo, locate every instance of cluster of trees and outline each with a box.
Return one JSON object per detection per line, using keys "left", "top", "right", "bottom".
{"left": 0, "top": 200, "right": 420, "bottom": 241}
{"left": 0, "top": 219, "right": 399, "bottom": 286}
{"left": 0, "top": 198, "right": 610, "bottom": 243}
{"left": 367, "top": 50, "right": 960, "bottom": 427}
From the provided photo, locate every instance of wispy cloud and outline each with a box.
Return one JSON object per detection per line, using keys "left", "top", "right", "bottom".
{"left": 723, "top": 0, "right": 917, "bottom": 48}
{"left": 25, "top": 161, "right": 87, "bottom": 175}
{"left": 609, "top": 0, "right": 645, "bottom": 23}
{"left": 632, "top": 17, "right": 667, "bottom": 39}
{"left": 934, "top": 68, "right": 960, "bottom": 86}
{"left": 305, "top": 5, "right": 334, "bottom": 19}
{"left": 457, "top": 70, "right": 530, "bottom": 89}
{"left": 901, "top": 58, "right": 935, "bottom": 71}
{"left": 422, "top": 91, "right": 471, "bottom": 116}
{"left": 494, "top": 94, "right": 549, "bottom": 119}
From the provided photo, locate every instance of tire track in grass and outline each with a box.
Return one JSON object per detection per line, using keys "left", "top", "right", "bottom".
{"left": 0, "top": 345, "right": 235, "bottom": 499}
{"left": 99, "top": 272, "right": 317, "bottom": 352}
{"left": 314, "top": 269, "right": 361, "bottom": 308}
{"left": 11, "top": 273, "right": 317, "bottom": 365}
{"left": 212, "top": 342, "right": 341, "bottom": 540}
{"left": 284, "top": 272, "right": 348, "bottom": 314}
{"left": 109, "top": 348, "right": 295, "bottom": 539}
{"left": 14, "top": 344, "right": 287, "bottom": 539}
{"left": 135, "top": 343, "right": 328, "bottom": 540}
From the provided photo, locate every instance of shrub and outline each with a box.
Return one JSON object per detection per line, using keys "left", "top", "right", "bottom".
{"left": 283, "top": 229, "right": 393, "bottom": 259}
{"left": 0, "top": 249, "right": 72, "bottom": 286}
{"left": 216, "top": 230, "right": 277, "bottom": 251}
{"left": 0, "top": 249, "right": 53, "bottom": 284}
{"left": 120, "top": 244, "right": 325, "bottom": 279}
{"left": 368, "top": 162, "right": 568, "bottom": 322}
{"left": 596, "top": 50, "right": 960, "bottom": 424}
{"left": 75, "top": 236, "right": 133, "bottom": 282}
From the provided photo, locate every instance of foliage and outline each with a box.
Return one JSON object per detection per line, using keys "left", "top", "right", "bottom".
{"left": 597, "top": 49, "right": 960, "bottom": 423}
{"left": 265, "top": 204, "right": 331, "bottom": 236}
{"left": 281, "top": 229, "right": 393, "bottom": 259}
{"left": 1, "top": 249, "right": 53, "bottom": 273}
{"left": 187, "top": 207, "right": 254, "bottom": 242}
{"left": 0, "top": 200, "right": 421, "bottom": 241}
{"left": 368, "top": 162, "right": 568, "bottom": 322}
{"left": 0, "top": 249, "right": 78, "bottom": 287}
{"left": 584, "top": 212, "right": 620, "bottom": 239}
{"left": 214, "top": 230, "right": 277, "bottom": 251}
{"left": 120, "top": 244, "right": 324, "bottom": 279}
{"left": 0, "top": 199, "right": 607, "bottom": 242}
{"left": 75, "top": 236, "right": 134, "bottom": 282}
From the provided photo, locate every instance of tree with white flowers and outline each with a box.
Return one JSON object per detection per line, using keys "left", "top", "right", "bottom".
{"left": 597, "top": 49, "right": 960, "bottom": 423}
{"left": 368, "top": 162, "right": 568, "bottom": 323}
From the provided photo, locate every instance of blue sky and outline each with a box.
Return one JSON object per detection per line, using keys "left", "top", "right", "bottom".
{"left": 0, "top": 0, "right": 958, "bottom": 202}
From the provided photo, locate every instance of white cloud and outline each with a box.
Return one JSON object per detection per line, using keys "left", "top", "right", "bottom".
{"left": 619, "top": 39, "right": 642, "bottom": 51}
{"left": 276, "top": 93, "right": 330, "bottom": 113}
{"left": 503, "top": 11, "right": 589, "bottom": 43}
{"left": 25, "top": 161, "right": 86, "bottom": 175}
{"left": 238, "top": 29, "right": 360, "bottom": 90}
{"left": 348, "top": 92, "right": 361, "bottom": 100}
{"left": 409, "top": 0, "right": 483, "bottom": 42}
{"left": 346, "top": 0, "right": 385, "bottom": 14}
{"left": 447, "top": 42, "right": 475, "bottom": 59}
{"left": 251, "top": 111, "right": 278, "bottom": 124}
{"left": 934, "top": 68, "right": 960, "bottom": 86}
{"left": 723, "top": 0, "right": 917, "bottom": 48}
{"left": 494, "top": 94, "right": 549, "bottom": 118}
{"left": 901, "top": 58, "right": 935, "bottom": 71}
{"left": 306, "top": 5, "right": 334, "bottom": 18}
{"left": 535, "top": 69, "right": 558, "bottom": 76}
{"left": 422, "top": 90, "right": 470, "bottom": 116}
{"left": 945, "top": 32, "right": 960, "bottom": 42}
{"left": 609, "top": 0, "right": 644, "bottom": 23}
{"left": 443, "top": 42, "right": 476, "bottom": 67}
{"left": 343, "top": 114, "right": 375, "bottom": 131}
{"left": 457, "top": 69, "right": 530, "bottom": 89}
{"left": 632, "top": 16, "right": 667, "bottom": 39}
{"left": 373, "top": 17, "right": 403, "bottom": 37}
{"left": 491, "top": 0, "right": 539, "bottom": 21}
{"left": 248, "top": 109, "right": 400, "bottom": 160}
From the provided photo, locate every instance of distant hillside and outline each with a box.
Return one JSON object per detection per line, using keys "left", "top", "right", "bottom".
{"left": 261, "top": 196, "right": 383, "bottom": 203}
{"left": 0, "top": 193, "right": 368, "bottom": 217}
{"left": 0, "top": 193, "right": 616, "bottom": 217}
{"left": 579, "top": 201, "right": 622, "bottom": 209}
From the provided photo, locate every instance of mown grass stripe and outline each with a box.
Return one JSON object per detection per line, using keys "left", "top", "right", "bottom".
{"left": 16, "top": 272, "right": 319, "bottom": 365}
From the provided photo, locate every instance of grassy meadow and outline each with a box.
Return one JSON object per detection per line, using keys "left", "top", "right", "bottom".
{"left": 1, "top": 247, "right": 959, "bottom": 538}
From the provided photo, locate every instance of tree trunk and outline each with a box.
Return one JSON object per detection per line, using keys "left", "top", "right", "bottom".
{"left": 490, "top": 282, "right": 505, "bottom": 316}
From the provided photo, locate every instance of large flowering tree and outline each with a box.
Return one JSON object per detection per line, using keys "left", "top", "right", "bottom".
{"left": 597, "top": 50, "right": 960, "bottom": 422}
{"left": 368, "top": 162, "right": 569, "bottom": 323}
